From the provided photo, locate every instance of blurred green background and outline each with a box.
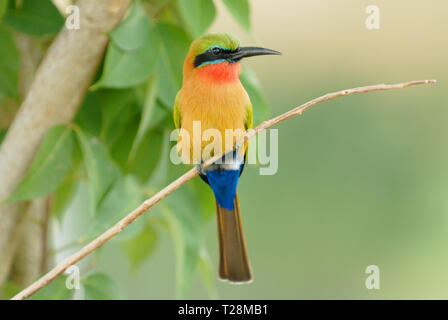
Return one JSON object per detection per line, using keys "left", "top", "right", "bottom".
{"left": 1, "top": 0, "right": 447, "bottom": 299}
{"left": 98, "top": 0, "right": 447, "bottom": 299}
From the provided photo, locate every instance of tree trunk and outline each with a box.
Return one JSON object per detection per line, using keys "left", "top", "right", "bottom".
{"left": 10, "top": 198, "right": 49, "bottom": 287}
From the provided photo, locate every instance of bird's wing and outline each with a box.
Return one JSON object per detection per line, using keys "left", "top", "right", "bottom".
{"left": 245, "top": 102, "right": 253, "bottom": 130}
{"left": 173, "top": 91, "right": 182, "bottom": 129}
{"left": 240, "top": 102, "right": 253, "bottom": 173}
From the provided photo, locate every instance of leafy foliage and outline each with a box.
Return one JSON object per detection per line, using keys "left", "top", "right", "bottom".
{"left": 121, "top": 224, "right": 158, "bottom": 271}
{"left": 95, "top": 18, "right": 160, "bottom": 88}
{"left": 3, "top": 0, "right": 64, "bottom": 36}
{"left": 109, "top": 0, "right": 151, "bottom": 51}
{"left": 75, "top": 129, "right": 120, "bottom": 214}
{"left": 0, "top": 1, "right": 8, "bottom": 20}
{"left": 130, "top": 75, "right": 158, "bottom": 157}
{"left": 91, "top": 175, "right": 146, "bottom": 241}
{"left": 197, "top": 247, "right": 218, "bottom": 298}
{"left": 30, "top": 275, "right": 75, "bottom": 300}
{"left": 2, "top": 280, "right": 21, "bottom": 299}
{"left": 82, "top": 272, "right": 124, "bottom": 300}
{"left": 2, "top": 0, "right": 267, "bottom": 299}
{"left": 0, "top": 127, "right": 7, "bottom": 144}
{"left": 156, "top": 22, "right": 192, "bottom": 107}
{"left": 222, "top": 0, "right": 252, "bottom": 32}
{"left": 0, "top": 22, "right": 19, "bottom": 99}
{"left": 241, "top": 66, "right": 270, "bottom": 125}
{"left": 127, "top": 126, "right": 165, "bottom": 182}
{"left": 51, "top": 173, "right": 78, "bottom": 222}
{"left": 75, "top": 92, "right": 103, "bottom": 137}
{"left": 161, "top": 187, "right": 203, "bottom": 299}
{"left": 178, "top": 0, "right": 216, "bottom": 38}
{"left": 6, "top": 125, "right": 74, "bottom": 202}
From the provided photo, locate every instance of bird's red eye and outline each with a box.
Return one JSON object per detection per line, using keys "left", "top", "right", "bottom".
{"left": 212, "top": 47, "right": 222, "bottom": 55}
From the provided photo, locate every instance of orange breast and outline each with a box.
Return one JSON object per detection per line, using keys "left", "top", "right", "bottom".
{"left": 177, "top": 78, "right": 250, "bottom": 164}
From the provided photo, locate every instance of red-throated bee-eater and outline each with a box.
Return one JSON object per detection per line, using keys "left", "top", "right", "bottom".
{"left": 173, "top": 33, "right": 280, "bottom": 283}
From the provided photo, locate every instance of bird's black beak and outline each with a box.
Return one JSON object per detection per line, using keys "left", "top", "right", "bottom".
{"left": 230, "top": 47, "right": 282, "bottom": 61}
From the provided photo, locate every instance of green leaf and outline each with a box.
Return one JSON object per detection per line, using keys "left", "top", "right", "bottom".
{"left": 92, "top": 175, "right": 146, "bottom": 241}
{"left": 240, "top": 66, "right": 270, "bottom": 125}
{"left": 6, "top": 125, "right": 74, "bottom": 202}
{"left": 95, "top": 22, "right": 160, "bottom": 88}
{"left": 52, "top": 174, "right": 78, "bottom": 222}
{"left": 161, "top": 187, "right": 203, "bottom": 298}
{"left": 75, "top": 130, "right": 120, "bottom": 213}
{"left": 75, "top": 92, "right": 102, "bottom": 137}
{"left": 150, "top": 99, "right": 171, "bottom": 128}
{"left": 0, "top": 127, "right": 7, "bottom": 145}
{"left": 0, "top": 23, "right": 19, "bottom": 99}
{"left": 4, "top": 0, "right": 64, "bottom": 36}
{"left": 97, "top": 88, "right": 136, "bottom": 139}
{"left": 129, "top": 75, "right": 158, "bottom": 159}
{"left": 31, "top": 275, "right": 75, "bottom": 300}
{"left": 0, "top": 0, "right": 8, "bottom": 20}
{"left": 155, "top": 22, "right": 192, "bottom": 107}
{"left": 121, "top": 224, "right": 158, "bottom": 270}
{"left": 109, "top": 0, "right": 151, "bottom": 51}
{"left": 222, "top": 0, "right": 251, "bottom": 32}
{"left": 127, "top": 127, "right": 164, "bottom": 183}
{"left": 109, "top": 113, "right": 140, "bottom": 171}
{"left": 197, "top": 247, "right": 218, "bottom": 298}
{"left": 51, "top": 139, "right": 84, "bottom": 222}
{"left": 178, "top": 0, "right": 216, "bottom": 38}
{"left": 2, "top": 280, "right": 20, "bottom": 299}
{"left": 82, "top": 272, "right": 124, "bottom": 300}
{"left": 190, "top": 176, "right": 215, "bottom": 221}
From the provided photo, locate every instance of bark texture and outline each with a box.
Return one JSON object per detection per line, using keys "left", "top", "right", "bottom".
{"left": 10, "top": 198, "right": 48, "bottom": 287}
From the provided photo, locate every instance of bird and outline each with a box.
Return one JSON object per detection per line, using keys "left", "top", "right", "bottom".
{"left": 173, "top": 33, "right": 280, "bottom": 283}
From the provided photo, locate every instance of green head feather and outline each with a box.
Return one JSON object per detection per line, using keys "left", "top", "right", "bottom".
{"left": 189, "top": 33, "right": 240, "bottom": 57}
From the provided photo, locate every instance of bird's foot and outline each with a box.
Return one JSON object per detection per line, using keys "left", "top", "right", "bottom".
{"left": 196, "top": 163, "right": 206, "bottom": 175}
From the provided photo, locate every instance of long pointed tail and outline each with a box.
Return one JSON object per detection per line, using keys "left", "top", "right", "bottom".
{"left": 216, "top": 193, "right": 252, "bottom": 283}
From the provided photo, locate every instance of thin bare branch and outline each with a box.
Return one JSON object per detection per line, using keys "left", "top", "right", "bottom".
{"left": 11, "top": 79, "right": 436, "bottom": 300}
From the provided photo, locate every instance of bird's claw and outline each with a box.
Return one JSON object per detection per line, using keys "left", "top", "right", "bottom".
{"left": 196, "top": 163, "right": 206, "bottom": 175}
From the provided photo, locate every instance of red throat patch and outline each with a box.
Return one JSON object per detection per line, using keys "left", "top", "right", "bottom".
{"left": 197, "top": 61, "right": 241, "bottom": 83}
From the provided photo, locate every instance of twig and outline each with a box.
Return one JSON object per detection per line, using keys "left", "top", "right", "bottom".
{"left": 11, "top": 79, "right": 436, "bottom": 300}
